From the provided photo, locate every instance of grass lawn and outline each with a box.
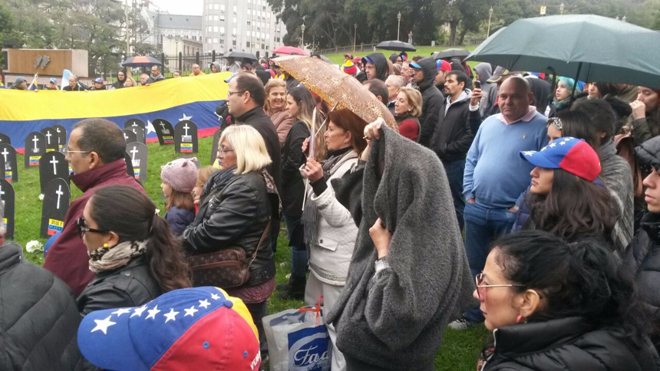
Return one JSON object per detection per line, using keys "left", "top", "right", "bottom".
{"left": 15, "top": 133, "right": 488, "bottom": 370}
{"left": 323, "top": 45, "right": 480, "bottom": 68}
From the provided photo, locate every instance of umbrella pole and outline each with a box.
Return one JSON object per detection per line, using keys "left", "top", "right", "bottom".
{"left": 302, "top": 108, "right": 318, "bottom": 212}
{"left": 569, "top": 62, "right": 583, "bottom": 109}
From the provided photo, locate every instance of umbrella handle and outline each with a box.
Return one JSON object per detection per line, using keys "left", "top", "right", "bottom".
{"left": 314, "top": 104, "right": 337, "bottom": 137}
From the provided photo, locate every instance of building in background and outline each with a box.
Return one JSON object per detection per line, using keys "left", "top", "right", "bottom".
{"left": 202, "top": 0, "right": 286, "bottom": 59}
{"left": 161, "top": 36, "right": 203, "bottom": 72}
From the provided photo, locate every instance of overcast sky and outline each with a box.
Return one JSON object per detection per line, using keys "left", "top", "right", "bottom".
{"left": 150, "top": 0, "right": 203, "bottom": 15}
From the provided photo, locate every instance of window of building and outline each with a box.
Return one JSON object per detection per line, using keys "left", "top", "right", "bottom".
{"left": 214, "top": 4, "right": 219, "bottom": 9}
{"left": 220, "top": 4, "right": 225, "bottom": 11}
{"left": 213, "top": 15, "right": 218, "bottom": 21}
{"left": 232, "top": 27, "right": 237, "bottom": 35}
{"left": 246, "top": 41, "right": 250, "bottom": 48}
{"left": 213, "top": 38, "right": 219, "bottom": 43}
{"left": 220, "top": 15, "right": 225, "bottom": 21}
{"left": 220, "top": 26, "right": 225, "bottom": 33}
{"left": 233, "top": 17, "right": 237, "bottom": 23}
{"left": 207, "top": 37, "right": 212, "bottom": 43}
{"left": 233, "top": 39, "right": 237, "bottom": 46}
{"left": 213, "top": 26, "right": 219, "bottom": 32}
{"left": 208, "top": 3, "right": 212, "bottom": 9}
{"left": 261, "top": 43, "right": 265, "bottom": 49}
{"left": 233, "top": 5, "right": 237, "bottom": 13}
{"left": 247, "top": 20, "right": 251, "bottom": 25}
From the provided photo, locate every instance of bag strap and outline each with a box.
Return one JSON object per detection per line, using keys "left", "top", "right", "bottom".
{"left": 247, "top": 220, "right": 271, "bottom": 267}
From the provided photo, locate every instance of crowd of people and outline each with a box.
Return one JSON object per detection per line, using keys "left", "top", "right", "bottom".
{"left": 1, "top": 47, "right": 660, "bottom": 371}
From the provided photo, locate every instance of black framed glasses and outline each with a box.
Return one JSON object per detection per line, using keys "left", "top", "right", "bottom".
{"left": 76, "top": 217, "right": 108, "bottom": 239}
{"left": 475, "top": 273, "right": 524, "bottom": 301}
{"left": 63, "top": 148, "right": 90, "bottom": 156}
{"left": 217, "top": 147, "right": 235, "bottom": 157}
{"left": 227, "top": 90, "right": 245, "bottom": 97}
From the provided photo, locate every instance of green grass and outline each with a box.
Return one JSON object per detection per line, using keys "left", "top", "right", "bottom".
{"left": 15, "top": 134, "right": 488, "bottom": 370}
{"left": 323, "top": 45, "right": 479, "bottom": 67}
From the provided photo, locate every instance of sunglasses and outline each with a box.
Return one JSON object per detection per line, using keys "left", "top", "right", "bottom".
{"left": 76, "top": 217, "right": 108, "bottom": 239}
{"left": 474, "top": 273, "right": 524, "bottom": 301}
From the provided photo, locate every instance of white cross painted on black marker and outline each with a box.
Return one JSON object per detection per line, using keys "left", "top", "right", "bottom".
{"left": 55, "top": 185, "right": 64, "bottom": 209}
{"left": 124, "top": 133, "right": 129, "bottom": 140}
{"left": 50, "top": 157, "right": 59, "bottom": 175}
{"left": 32, "top": 136, "right": 39, "bottom": 151}
{"left": 1, "top": 148, "right": 8, "bottom": 162}
{"left": 132, "top": 123, "right": 138, "bottom": 127}
{"left": 183, "top": 124, "right": 190, "bottom": 137}
{"left": 159, "top": 122, "right": 167, "bottom": 130}
{"left": 130, "top": 146, "right": 139, "bottom": 161}
{"left": 45, "top": 131, "right": 52, "bottom": 145}
{"left": 0, "top": 185, "right": 4, "bottom": 197}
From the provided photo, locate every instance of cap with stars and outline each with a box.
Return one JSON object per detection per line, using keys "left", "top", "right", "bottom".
{"left": 520, "top": 136, "right": 601, "bottom": 182}
{"left": 77, "top": 287, "right": 261, "bottom": 371}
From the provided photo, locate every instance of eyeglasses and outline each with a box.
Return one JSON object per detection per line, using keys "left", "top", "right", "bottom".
{"left": 63, "top": 148, "right": 90, "bottom": 156}
{"left": 76, "top": 217, "right": 108, "bottom": 239}
{"left": 475, "top": 273, "right": 524, "bottom": 301}
{"left": 227, "top": 90, "right": 245, "bottom": 97}
{"left": 217, "top": 147, "right": 235, "bottom": 156}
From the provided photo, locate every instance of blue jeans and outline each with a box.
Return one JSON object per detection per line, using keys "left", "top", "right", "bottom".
{"left": 443, "top": 159, "right": 466, "bottom": 231}
{"left": 463, "top": 201, "right": 517, "bottom": 322}
{"left": 284, "top": 214, "right": 307, "bottom": 278}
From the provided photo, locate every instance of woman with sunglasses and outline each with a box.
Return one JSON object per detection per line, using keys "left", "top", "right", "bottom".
{"left": 77, "top": 185, "right": 191, "bottom": 315}
{"left": 477, "top": 230, "right": 659, "bottom": 370}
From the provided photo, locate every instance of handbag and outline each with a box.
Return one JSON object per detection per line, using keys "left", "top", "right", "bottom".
{"left": 188, "top": 221, "right": 271, "bottom": 288}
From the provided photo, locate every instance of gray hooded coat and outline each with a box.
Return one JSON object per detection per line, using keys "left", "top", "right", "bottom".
{"left": 474, "top": 63, "right": 498, "bottom": 118}
{"left": 327, "top": 126, "right": 476, "bottom": 370}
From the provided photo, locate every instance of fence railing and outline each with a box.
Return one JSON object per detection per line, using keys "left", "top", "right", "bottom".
{"left": 315, "top": 38, "right": 486, "bottom": 56}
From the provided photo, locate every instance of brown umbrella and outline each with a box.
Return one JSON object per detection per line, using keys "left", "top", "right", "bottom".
{"left": 273, "top": 56, "right": 398, "bottom": 131}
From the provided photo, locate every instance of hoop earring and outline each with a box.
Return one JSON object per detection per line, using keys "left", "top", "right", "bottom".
{"left": 516, "top": 314, "right": 523, "bottom": 324}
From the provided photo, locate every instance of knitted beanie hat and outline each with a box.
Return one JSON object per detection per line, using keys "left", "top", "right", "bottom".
{"left": 161, "top": 157, "right": 198, "bottom": 193}
{"left": 343, "top": 61, "right": 358, "bottom": 75}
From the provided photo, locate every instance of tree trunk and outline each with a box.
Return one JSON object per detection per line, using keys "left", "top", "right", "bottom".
{"left": 449, "top": 20, "right": 459, "bottom": 46}
{"left": 457, "top": 26, "right": 468, "bottom": 46}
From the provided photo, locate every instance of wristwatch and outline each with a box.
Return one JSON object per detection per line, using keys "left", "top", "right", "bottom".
{"left": 375, "top": 256, "right": 390, "bottom": 273}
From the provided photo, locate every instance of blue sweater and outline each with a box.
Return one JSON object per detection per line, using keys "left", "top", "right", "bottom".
{"left": 463, "top": 111, "right": 548, "bottom": 209}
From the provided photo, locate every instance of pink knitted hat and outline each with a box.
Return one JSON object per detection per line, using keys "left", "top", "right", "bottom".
{"left": 160, "top": 157, "right": 198, "bottom": 193}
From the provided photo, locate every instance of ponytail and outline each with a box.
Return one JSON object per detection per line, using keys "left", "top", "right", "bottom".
{"left": 145, "top": 214, "right": 192, "bottom": 292}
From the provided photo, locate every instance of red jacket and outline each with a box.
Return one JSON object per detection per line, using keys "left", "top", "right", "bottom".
{"left": 43, "top": 159, "right": 144, "bottom": 296}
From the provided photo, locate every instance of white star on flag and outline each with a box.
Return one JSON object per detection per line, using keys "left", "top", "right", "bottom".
{"left": 131, "top": 305, "right": 148, "bottom": 318}
{"left": 559, "top": 141, "right": 566, "bottom": 145}
{"left": 541, "top": 147, "right": 547, "bottom": 151}
{"left": 211, "top": 293, "right": 221, "bottom": 300}
{"left": 111, "top": 308, "right": 132, "bottom": 317}
{"left": 146, "top": 120, "right": 156, "bottom": 134}
{"left": 179, "top": 113, "right": 193, "bottom": 122}
{"left": 146, "top": 305, "right": 161, "bottom": 320}
{"left": 91, "top": 316, "right": 116, "bottom": 335}
{"left": 549, "top": 142, "right": 557, "bottom": 148}
{"left": 164, "top": 308, "right": 179, "bottom": 323}
{"left": 523, "top": 151, "right": 535, "bottom": 156}
{"left": 198, "top": 299, "right": 211, "bottom": 309}
{"left": 184, "top": 306, "right": 199, "bottom": 317}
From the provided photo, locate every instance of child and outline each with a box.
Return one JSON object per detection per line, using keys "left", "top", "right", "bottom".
{"left": 193, "top": 166, "right": 217, "bottom": 214}
{"left": 161, "top": 158, "right": 197, "bottom": 236}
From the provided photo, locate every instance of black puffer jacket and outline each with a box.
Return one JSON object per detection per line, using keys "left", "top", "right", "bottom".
{"left": 182, "top": 170, "right": 276, "bottom": 287}
{"left": 415, "top": 58, "right": 445, "bottom": 147}
{"left": 625, "top": 212, "right": 660, "bottom": 350}
{"left": 77, "top": 257, "right": 161, "bottom": 316}
{"left": 363, "top": 53, "right": 389, "bottom": 82}
{"left": 429, "top": 91, "right": 473, "bottom": 162}
{"left": 0, "top": 242, "right": 83, "bottom": 371}
{"left": 483, "top": 317, "right": 660, "bottom": 370}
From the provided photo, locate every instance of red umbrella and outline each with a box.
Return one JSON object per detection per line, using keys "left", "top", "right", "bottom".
{"left": 272, "top": 46, "right": 308, "bottom": 56}
{"left": 121, "top": 56, "right": 162, "bottom": 67}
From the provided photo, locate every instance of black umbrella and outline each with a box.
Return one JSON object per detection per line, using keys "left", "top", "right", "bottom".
{"left": 431, "top": 48, "right": 470, "bottom": 60}
{"left": 376, "top": 40, "right": 416, "bottom": 52}
{"left": 224, "top": 51, "right": 258, "bottom": 62}
{"left": 121, "top": 56, "right": 162, "bottom": 67}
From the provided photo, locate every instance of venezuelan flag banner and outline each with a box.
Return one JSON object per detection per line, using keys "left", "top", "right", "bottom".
{"left": 0, "top": 73, "right": 231, "bottom": 151}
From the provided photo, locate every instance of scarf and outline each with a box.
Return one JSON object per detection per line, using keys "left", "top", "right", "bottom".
{"left": 302, "top": 147, "right": 353, "bottom": 247}
{"left": 88, "top": 240, "right": 148, "bottom": 273}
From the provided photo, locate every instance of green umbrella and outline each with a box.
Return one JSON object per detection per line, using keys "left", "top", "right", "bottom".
{"left": 465, "top": 15, "right": 660, "bottom": 90}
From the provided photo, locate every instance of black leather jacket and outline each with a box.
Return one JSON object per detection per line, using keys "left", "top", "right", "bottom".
{"left": 182, "top": 170, "right": 275, "bottom": 287}
{"left": 77, "top": 257, "right": 161, "bottom": 316}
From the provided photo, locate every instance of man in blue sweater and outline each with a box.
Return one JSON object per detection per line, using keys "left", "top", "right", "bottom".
{"left": 450, "top": 76, "right": 548, "bottom": 330}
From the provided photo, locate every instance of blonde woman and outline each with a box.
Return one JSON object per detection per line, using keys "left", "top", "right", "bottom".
{"left": 182, "top": 125, "right": 278, "bottom": 355}
{"left": 395, "top": 87, "right": 423, "bottom": 142}
{"left": 123, "top": 77, "right": 135, "bottom": 87}
{"left": 264, "top": 79, "right": 294, "bottom": 147}
{"left": 278, "top": 86, "right": 321, "bottom": 300}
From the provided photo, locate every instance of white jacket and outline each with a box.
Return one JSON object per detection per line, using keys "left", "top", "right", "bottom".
{"left": 307, "top": 151, "right": 359, "bottom": 286}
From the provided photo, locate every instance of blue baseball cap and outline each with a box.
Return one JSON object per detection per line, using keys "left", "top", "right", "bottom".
{"left": 49, "top": 78, "right": 57, "bottom": 84}
{"left": 410, "top": 62, "right": 422, "bottom": 69}
{"left": 93, "top": 77, "right": 103, "bottom": 84}
{"left": 520, "top": 136, "right": 601, "bottom": 182}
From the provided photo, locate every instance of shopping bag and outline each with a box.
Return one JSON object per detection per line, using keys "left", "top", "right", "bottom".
{"left": 263, "top": 298, "right": 331, "bottom": 371}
